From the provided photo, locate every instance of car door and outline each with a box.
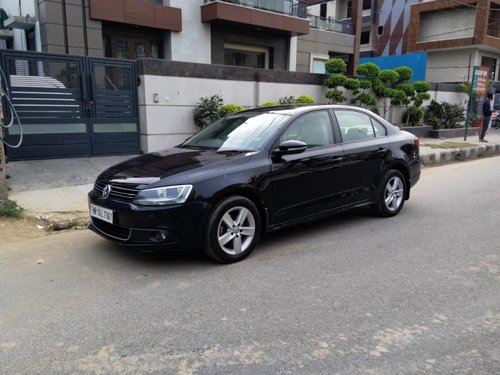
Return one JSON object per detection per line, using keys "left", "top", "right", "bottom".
{"left": 268, "top": 109, "right": 346, "bottom": 225}
{"left": 333, "top": 108, "right": 390, "bottom": 204}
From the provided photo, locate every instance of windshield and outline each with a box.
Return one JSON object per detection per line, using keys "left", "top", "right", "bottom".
{"left": 180, "top": 113, "right": 289, "bottom": 152}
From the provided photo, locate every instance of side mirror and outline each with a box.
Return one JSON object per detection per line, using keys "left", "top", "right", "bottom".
{"left": 274, "top": 140, "right": 307, "bottom": 155}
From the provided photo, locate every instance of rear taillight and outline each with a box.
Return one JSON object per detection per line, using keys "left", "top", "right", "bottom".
{"left": 415, "top": 137, "right": 420, "bottom": 150}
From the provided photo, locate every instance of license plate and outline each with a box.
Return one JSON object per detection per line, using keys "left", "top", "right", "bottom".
{"left": 90, "top": 204, "right": 113, "bottom": 224}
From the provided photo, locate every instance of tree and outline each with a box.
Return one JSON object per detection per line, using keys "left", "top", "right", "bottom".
{"left": 395, "top": 80, "right": 431, "bottom": 125}
{"left": 324, "top": 58, "right": 348, "bottom": 104}
{"left": 353, "top": 63, "right": 379, "bottom": 110}
{"left": 376, "top": 70, "right": 401, "bottom": 118}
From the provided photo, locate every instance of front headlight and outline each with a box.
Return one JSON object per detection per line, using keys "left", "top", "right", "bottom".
{"left": 133, "top": 185, "right": 193, "bottom": 206}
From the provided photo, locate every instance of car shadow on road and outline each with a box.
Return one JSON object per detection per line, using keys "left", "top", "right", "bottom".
{"left": 98, "top": 207, "right": 374, "bottom": 267}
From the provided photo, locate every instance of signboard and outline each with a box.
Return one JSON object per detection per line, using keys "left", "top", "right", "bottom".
{"left": 464, "top": 66, "right": 490, "bottom": 140}
{"left": 471, "top": 66, "right": 489, "bottom": 95}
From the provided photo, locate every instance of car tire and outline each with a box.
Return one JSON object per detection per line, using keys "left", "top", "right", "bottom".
{"left": 372, "top": 169, "right": 406, "bottom": 217}
{"left": 204, "top": 196, "right": 261, "bottom": 263}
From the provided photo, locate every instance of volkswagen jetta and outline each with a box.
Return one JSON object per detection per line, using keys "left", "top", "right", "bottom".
{"left": 88, "top": 105, "right": 420, "bottom": 263}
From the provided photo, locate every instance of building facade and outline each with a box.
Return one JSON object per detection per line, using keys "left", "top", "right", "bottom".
{"left": 407, "top": 0, "right": 500, "bottom": 83}
{"left": 0, "top": 0, "right": 498, "bottom": 82}
{"left": 0, "top": 0, "right": 365, "bottom": 73}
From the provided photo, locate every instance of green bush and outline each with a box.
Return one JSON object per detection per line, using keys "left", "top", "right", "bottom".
{"left": 379, "top": 70, "right": 400, "bottom": 85}
{"left": 0, "top": 199, "right": 23, "bottom": 219}
{"left": 324, "top": 74, "right": 348, "bottom": 88}
{"left": 394, "top": 66, "right": 413, "bottom": 82}
{"left": 345, "top": 78, "right": 360, "bottom": 91}
{"left": 326, "top": 89, "right": 345, "bottom": 104}
{"left": 219, "top": 103, "right": 245, "bottom": 117}
{"left": 356, "top": 62, "right": 380, "bottom": 80}
{"left": 413, "top": 81, "right": 431, "bottom": 93}
{"left": 260, "top": 101, "right": 279, "bottom": 107}
{"left": 193, "top": 94, "right": 223, "bottom": 128}
{"left": 407, "top": 106, "right": 425, "bottom": 126}
{"left": 352, "top": 92, "right": 377, "bottom": 108}
{"left": 359, "top": 80, "right": 372, "bottom": 90}
{"left": 424, "top": 100, "right": 465, "bottom": 129}
{"left": 325, "top": 58, "right": 347, "bottom": 74}
{"left": 295, "top": 95, "right": 315, "bottom": 104}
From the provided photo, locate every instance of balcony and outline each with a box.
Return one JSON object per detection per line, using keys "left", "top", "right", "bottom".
{"left": 308, "top": 15, "right": 353, "bottom": 35}
{"left": 201, "top": 0, "right": 309, "bottom": 35}
{"left": 89, "top": 0, "right": 182, "bottom": 32}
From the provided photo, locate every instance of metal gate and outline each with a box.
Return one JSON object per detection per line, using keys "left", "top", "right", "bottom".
{"left": 0, "top": 50, "right": 140, "bottom": 160}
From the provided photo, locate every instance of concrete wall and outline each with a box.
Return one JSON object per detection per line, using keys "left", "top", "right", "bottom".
{"left": 164, "top": 0, "right": 211, "bottom": 64}
{"left": 136, "top": 59, "right": 476, "bottom": 153}
{"left": 296, "top": 28, "right": 355, "bottom": 73}
{"left": 418, "top": 7, "right": 475, "bottom": 42}
{"left": 137, "top": 59, "right": 327, "bottom": 152}
{"left": 426, "top": 48, "right": 479, "bottom": 83}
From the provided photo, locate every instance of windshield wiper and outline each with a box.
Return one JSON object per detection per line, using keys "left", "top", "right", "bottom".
{"left": 216, "top": 149, "right": 247, "bottom": 153}
{"left": 179, "top": 145, "right": 214, "bottom": 150}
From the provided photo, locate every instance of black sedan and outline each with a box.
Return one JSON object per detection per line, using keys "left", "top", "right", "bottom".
{"left": 88, "top": 105, "right": 420, "bottom": 263}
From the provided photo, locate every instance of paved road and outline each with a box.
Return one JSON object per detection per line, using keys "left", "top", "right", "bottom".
{"left": 1, "top": 157, "right": 500, "bottom": 374}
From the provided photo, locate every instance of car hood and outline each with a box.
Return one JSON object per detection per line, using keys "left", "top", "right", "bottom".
{"left": 98, "top": 147, "right": 253, "bottom": 187}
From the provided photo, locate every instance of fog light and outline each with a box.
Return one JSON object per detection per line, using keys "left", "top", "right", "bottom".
{"left": 152, "top": 231, "right": 168, "bottom": 242}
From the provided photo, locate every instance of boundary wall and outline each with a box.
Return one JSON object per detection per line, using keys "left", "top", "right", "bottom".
{"left": 137, "top": 59, "right": 328, "bottom": 153}
{"left": 137, "top": 59, "right": 471, "bottom": 153}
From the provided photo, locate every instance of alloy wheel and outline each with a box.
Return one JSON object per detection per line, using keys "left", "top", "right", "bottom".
{"left": 384, "top": 175, "right": 404, "bottom": 212}
{"left": 217, "top": 206, "right": 256, "bottom": 255}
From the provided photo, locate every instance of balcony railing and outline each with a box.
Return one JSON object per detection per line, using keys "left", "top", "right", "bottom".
{"left": 203, "top": 0, "right": 308, "bottom": 18}
{"left": 308, "top": 15, "right": 354, "bottom": 35}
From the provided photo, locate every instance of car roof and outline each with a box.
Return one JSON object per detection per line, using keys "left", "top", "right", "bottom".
{"left": 237, "top": 104, "right": 377, "bottom": 116}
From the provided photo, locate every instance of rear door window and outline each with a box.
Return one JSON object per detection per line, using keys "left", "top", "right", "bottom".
{"left": 334, "top": 110, "right": 386, "bottom": 142}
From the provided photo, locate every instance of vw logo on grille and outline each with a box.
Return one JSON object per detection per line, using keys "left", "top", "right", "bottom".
{"left": 102, "top": 185, "right": 112, "bottom": 199}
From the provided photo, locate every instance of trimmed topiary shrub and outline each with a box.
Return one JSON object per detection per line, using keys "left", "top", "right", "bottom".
{"left": 325, "top": 58, "right": 347, "bottom": 74}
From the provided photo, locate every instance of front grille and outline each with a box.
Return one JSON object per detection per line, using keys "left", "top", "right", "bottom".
{"left": 94, "top": 180, "right": 140, "bottom": 203}
{"left": 91, "top": 218, "right": 131, "bottom": 241}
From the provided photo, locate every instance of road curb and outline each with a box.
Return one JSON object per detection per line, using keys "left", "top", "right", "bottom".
{"left": 421, "top": 144, "right": 500, "bottom": 165}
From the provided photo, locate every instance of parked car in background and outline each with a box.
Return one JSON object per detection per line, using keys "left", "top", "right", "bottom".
{"left": 88, "top": 105, "right": 421, "bottom": 263}
{"left": 492, "top": 111, "right": 499, "bottom": 128}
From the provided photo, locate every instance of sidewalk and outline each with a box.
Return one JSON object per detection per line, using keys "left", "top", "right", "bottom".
{"left": 4, "top": 127, "right": 500, "bottom": 215}
{"left": 419, "top": 126, "right": 500, "bottom": 164}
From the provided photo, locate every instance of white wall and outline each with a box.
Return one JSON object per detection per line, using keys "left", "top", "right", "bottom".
{"left": 138, "top": 74, "right": 328, "bottom": 152}
{"left": 164, "top": 0, "right": 211, "bottom": 64}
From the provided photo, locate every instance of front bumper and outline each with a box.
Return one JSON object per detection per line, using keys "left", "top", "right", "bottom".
{"left": 88, "top": 190, "right": 212, "bottom": 249}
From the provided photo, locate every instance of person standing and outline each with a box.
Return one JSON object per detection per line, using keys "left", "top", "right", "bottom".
{"left": 479, "top": 92, "right": 493, "bottom": 142}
